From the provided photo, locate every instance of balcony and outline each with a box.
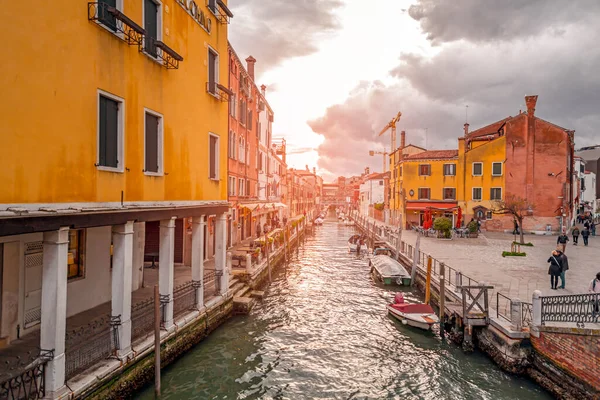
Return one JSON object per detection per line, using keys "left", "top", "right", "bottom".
{"left": 207, "top": 82, "right": 233, "bottom": 102}
{"left": 152, "top": 39, "right": 184, "bottom": 69}
{"left": 209, "top": 0, "right": 234, "bottom": 24}
{"left": 88, "top": 2, "right": 145, "bottom": 46}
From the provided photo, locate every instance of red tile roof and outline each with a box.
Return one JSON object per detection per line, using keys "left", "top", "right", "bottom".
{"left": 404, "top": 150, "right": 458, "bottom": 160}
{"left": 466, "top": 116, "right": 516, "bottom": 139}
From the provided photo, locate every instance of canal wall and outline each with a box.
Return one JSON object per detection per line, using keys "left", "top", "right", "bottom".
{"left": 82, "top": 221, "right": 308, "bottom": 399}
{"left": 351, "top": 215, "right": 600, "bottom": 400}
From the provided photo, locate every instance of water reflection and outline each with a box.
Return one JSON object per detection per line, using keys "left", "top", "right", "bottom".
{"left": 137, "top": 222, "right": 550, "bottom": 400}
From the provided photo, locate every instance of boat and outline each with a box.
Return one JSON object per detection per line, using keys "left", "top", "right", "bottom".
{"left": 344, "top": 219, "right": 354, "bottom": 226}
{"left": 387, "top": 293, "right": 439, "bottom": 331}
{"left": 369, "top": 253, "right": 411, "bottom": 286}
{"left": 314, "top": 217, "right": 323, "bottom": 225}
{"left": 348, "top": 234, "right": 363, "bottom": 252}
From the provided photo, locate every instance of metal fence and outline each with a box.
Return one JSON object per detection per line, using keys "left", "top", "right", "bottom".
{"left": 541, "top": 293, "right": 600, "bottom": 327}
{"left": 496, "top": 292, "right": 512, "bottom": 322}
{"left": 203, "top": 270, "right": 222, "bottom": 296}
{"left": 65, "top": 315, "right": 115, "bottom": 380}
{"left": 131, "top": 297, "right": 155, "bottom": 342}
{"left": 173, "top": 281, "right": 197, "bottom": 318}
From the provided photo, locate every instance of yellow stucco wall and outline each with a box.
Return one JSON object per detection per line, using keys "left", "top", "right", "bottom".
{"left": 457, "top": 137, "right": 506, "bottom": 215}
{"left": 0, "top": 0, "right": 228, "bottom": 204}
{"left": 402, "top": 159, "right": 459, "bottom": 202}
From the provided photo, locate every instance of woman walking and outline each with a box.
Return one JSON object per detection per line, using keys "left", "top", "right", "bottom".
{"left": 572, "top": 226, "right": 580, "bottom": 245}
{"left": 547, "top": 250, "right": 562, "bottom": 290}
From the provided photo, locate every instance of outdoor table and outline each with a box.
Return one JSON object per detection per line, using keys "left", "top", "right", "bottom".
{"left": 145, "top": 252, "right": 159, "bottom": 268}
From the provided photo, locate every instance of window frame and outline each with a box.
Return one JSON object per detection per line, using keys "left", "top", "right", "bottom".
{"left": 239, "top": 178, "right": 245, "bottom": 197}
{"left": 443, "top": 187, "right": 456, "bottom": 200}
{"left": 208, "top": 132, "right": 220, "bottom": 181}
{"left": 143, "top": 108, "right": 164, "bottom": 176}
{"left": 443, "top": 163, "right": 456, "bottom": 176}
{"left": 418, "top": 164, "right": 431, "bottom": 176}
{"left": 490, "top": 187, "right": 502, "bottom": 201}
{"left": 472, "top": 187, "right": 483, "bottom": 201}
{"left": 97, "top": 90, "right": 125, "bottom": 173}
{"left": 472, "top": 162, "right": 483, "bottom": 176}
{"left": 492, "top": 162, "right": 503, "bottom": 176}
{"left": 228, "top": 176, "right": 236, "bottom": 196}
{"left": 141, "top": 0, "right": 163, "bottom": 61}
{"left": 207, "top": 45, "right": 220, "bottom": 97}
{"left": 67, "top": 229, "right": 86, "bottom": 281}
{"left": 95, "top": 0, "right": 124, "bottom": 36}
{"left": 418, "top": 187, "right": 431, "bottom": 200}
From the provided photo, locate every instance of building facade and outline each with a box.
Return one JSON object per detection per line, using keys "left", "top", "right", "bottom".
{"left": 0, "top": 0, "right": 233, "bottom": 396}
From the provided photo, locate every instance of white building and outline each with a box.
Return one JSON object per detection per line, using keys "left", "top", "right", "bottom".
{"left": 573, "top": 156, "right": 586, "bottom": 222}
{"left": 582, "top": 170, "right": 597, "bottom": 213}
{"left": 359, "top": 173, "right": 386, "bottom": 217}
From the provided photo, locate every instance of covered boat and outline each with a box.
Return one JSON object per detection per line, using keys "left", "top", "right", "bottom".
{"left": 314, "top": 217, "right": 324, "bottom": 225}
{"left": 348, "top": 234, "right": 363, "bottom": 252}
{"left": 369, "top": 254, "right": 411, "bottom": 286}
{"left": 387, "top": 293, "right": 439, "bottom": 331}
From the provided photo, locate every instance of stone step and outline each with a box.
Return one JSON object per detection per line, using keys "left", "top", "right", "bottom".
{"left": 250, "top": 290, "right": 265, "bottom": 299}
{"left": 229, "top": 282, "right": 245, "bottom": 294}
{"left": 237, "top": 286, "right": 252, "bottom": 298}
{"left": 233, "top": 296, "right": 255, "bottom": 314}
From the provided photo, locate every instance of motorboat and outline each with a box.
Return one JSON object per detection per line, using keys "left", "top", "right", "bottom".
{"left": 348, "top": 234, "right": 363, "bottom": 252}
{"left": 369, "top": 253, "right": 411, "bottom": 286}
{"left": 314, "top": 217, "right": 324, "bottom": 225}
{"left": 387, "top": 293, "right": 439, "bottom": 331}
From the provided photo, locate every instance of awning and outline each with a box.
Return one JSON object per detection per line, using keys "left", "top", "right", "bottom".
{"left": 406, "top": 202, "right": 458, "bottom": 211}
{"left": 240, "top": 202, "right": 287, "bottom": 212}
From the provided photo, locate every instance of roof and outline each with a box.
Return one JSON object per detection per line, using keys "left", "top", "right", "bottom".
{"left": 404, "top": 150, "right": 458, "bottom": 160}
{"left": 363, "top": 172, "right": 389, "bottom": 181}
{"left": 466, "top": 116, "right": 515, "bottom": 139}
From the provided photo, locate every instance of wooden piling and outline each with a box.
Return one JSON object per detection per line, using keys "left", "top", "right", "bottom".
{"left": 266, "top": 234, "right": 272, "bottom": 283}
{"left": 154, "top": 285, "right": 160, "bottom": 397}
{"left": 439, "top": 262, "right": 446, "bottom": 338}
{"left": 425, "top": 256, "right": 432, "bottom": 305}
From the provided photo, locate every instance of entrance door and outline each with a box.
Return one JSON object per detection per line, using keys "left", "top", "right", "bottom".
{"left": 23, "top": 241, "right": 43, "bottom": 329}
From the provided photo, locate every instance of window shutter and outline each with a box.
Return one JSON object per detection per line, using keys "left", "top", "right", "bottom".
{"left": 100, "top": 96, "right": 119, "bottom": 168}
{"left": 208, "top": 51, "right": 216, "bottom": 87}
{"left": 99, "top": 96, "right": 108, "bottom": 167}
{"left": 145, "top": 113, "right": 159, "bottom": 173}
{"left": 209, "top": 136, "right": 217, "bottom": 179}
{"left": 144, "top": 0, "right": 158, "bottom": 56}
{"left": 99, "top": 0, "right": 118, "bottom": 31}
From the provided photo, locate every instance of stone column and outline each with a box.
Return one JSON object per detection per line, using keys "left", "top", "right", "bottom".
{"left": 531, "top": 290, "right": 542, "bottom": 337}
{"left": 215, "top": 213, "right": 228, "bottom": 295}
{"left": 41, "top": 227, "right": 69, "bottom": 396}
{"left": 191, "top": 216, "right": 205, "bottom": 309}
{"left": 159, "top": 218, "right": 176, "bottom": 329}
{"left": 111, "top": 221, "right": 134, "bottom": 358}
{"left": 510, "top": 298, "right": 522, "bottom": 331}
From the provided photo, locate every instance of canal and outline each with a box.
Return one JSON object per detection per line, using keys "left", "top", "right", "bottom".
{"left": 138, "top": 221, "right": 550, "bottom": 399}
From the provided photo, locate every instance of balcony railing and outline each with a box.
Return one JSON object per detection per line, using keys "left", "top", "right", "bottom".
{"left": 207, "top": 82, "right": 233, "bottom": 102}
{"left": 210, "top": 0, "right": 234, "bottom": 24}
{"left": 88, "top": 2, "right": 145, "bottom": 46}
{"left": 541, "top": 293, "right": 600, "bottom": 328}
{"left": 144, "top": 37, "right": 184, "bottom": 70}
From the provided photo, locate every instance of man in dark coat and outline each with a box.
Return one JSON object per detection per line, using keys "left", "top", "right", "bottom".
{"left": 547, "top": 250, "right": 562, "bottom": 290}
{"left": 557, "top": 231, "right": 569, "bottom": 253}
{"left": 582, "top": 227, "right": 591, "bottom": 246}
{"left": 572, "top": 226, "right": 580, "bottom": 245}
{"left": 557, "top": 250, "right": 569, "bottom": 289}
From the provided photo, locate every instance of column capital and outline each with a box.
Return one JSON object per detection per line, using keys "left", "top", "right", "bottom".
{"left": 192, "top": 215, "right": 207, "bottom": 226}
{"left": 217, "top": 213, "right": 227, "bottom": 221}
{"left": 160, "top": 218, "right": 177, "bottom": 229}
{"left": 112, "top": 220, "right": 135, "bottom": 235}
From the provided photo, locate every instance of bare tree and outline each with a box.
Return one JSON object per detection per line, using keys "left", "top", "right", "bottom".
{"left": 492, "top": 194, "right": 535, "bottom": 244}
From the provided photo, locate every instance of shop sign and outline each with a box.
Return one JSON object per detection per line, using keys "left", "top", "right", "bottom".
{"left": 175, "top": 0, "right": 212, "bottom": 34}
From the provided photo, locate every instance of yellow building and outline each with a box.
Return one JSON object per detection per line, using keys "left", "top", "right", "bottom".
{"left": 0, "top": 1, "right": 234, "bottom": 396}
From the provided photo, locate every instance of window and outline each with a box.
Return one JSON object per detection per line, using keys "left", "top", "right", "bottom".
{"left": 379, "top": 180, "right": 384, "bottom": 186}
{"left": 144, "top": 109, "right": 163, "bottom": 175}
{"left": 209, "top": 133, "right": 219, "bottom": 180}
{"left": 239, "top": 137, "right": 246, "bottom": 164}
{"left": 490, "top": 187, "right": 502, "bottom": 200}
{"left": 486, "top": 211, "right": 493, "bottom": 219}
{"left": 443, "top": 188, "right": 456, "bottom": 200}
{"left": 143, "top": 0, "right": 162, "bottom": 57}
{"left": 208, "top": 0, "right": 217, "bottom": 13}
{"left": 472, "top": 187, "right": 482, "bottom": 201}
{"left": 418, "top": 188, "right": 430, "bottom": 200}
{"left": 97, "top": 91, "right": 123, "bottom": 171}
{"left": 208, "top": 47, "right": 219, "bottom": 94}
{"left": 492, "top": 162, "right": 503, "bottom": 176}
{"left": 230, "top": 94, "right": 236, "bottom": 118}
{"left": 248, "top": 111, "right": 253, "bottom": 128}
{"left": 472, "top": 162, "right": 483, "bottom": 176}
{"left": 228, "top": 131, "right": 236, "bottom": 159}
{"left": 443, "top": 164, "right": 456, "bottom": 176}
{"left": 419, "top": 164, "right": 431, "bottom": 176}
{"left": 247, "top": 180, "right": 251, "bottom": 196}
{"left": 239, "top": 178, "right": 245, "bottom": 196}
{"left": 239, "top": 99, "right": 247, "bottom": 125}
{"left": 399, "top": 166, "right": 403, "bottom": 177}
{"left": 68, "top": 230, "right": 86, "bottom": 280}
{"left": 228, "top": 176, "right": 236, "bottom": 196}
{"left": 98, "top": 0, "right": 119, "bottom": 31}
{"left": 476, "top": 210, "right": 484, "bottom": 219}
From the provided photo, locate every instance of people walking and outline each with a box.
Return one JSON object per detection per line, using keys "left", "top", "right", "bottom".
{"left": 589, "top": 272, "right": 600, "bottom": 314}
{"left": 572, "top": 226, "right": 580, "bottom": 245}
{"left": 582, "top": 227, "right": 590, "bottom": 246}
{"left": 557, "top": 250, "right": 569, "bottom": 289}
{"left": 547, "top": 250, "right": 562, "bottom": 290}
{"left": 557, "top": 231, "right": 569, "bottom": 253}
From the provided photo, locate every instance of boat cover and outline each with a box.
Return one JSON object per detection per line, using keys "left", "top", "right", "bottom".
{"left": 371, "top": 256, "right": 409, "bottom": 277}
{"left": 390, "top": 303, "right": 435, "bottom": 314}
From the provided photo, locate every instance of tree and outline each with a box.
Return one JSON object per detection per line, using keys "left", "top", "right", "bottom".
{"left": 492, "top": 194, "right": 535, "bottom": 244}
{"left": 433, "top": 216, "right": 452, "bottom": 238}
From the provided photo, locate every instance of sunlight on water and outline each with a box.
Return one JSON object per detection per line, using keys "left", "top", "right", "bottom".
{"left": 137, "top": 222, "right": 550, "bottom": 400}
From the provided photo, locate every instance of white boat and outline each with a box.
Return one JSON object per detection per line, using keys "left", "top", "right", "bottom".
{"left": 369, "top": 254, "right": 411, "bottom": 286}
{"left": 348, "top": 234, "right": 363, "bottom": 252}
{"left": 314, "top": 218, "right": 324, "bottom": 225}
{"left": 387, "top": 293, "right": 439, "bottom": 331}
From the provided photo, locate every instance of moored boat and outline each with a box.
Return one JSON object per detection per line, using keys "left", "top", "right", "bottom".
{"left": 314, "top": 218, "right": 324, "bottom": 225}
{"left": 348, "top": 234, "right": 363, "bottom": 252}
{"left": 387, "top": 293, "right": 439, "bottom": 331}
{"left": 369, "top": 254, "right": 411, "bottom": 286}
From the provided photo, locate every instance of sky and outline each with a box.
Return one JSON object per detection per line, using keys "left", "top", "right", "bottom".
{"left": 229, "top": 0, "right": 600, "bottom": 182}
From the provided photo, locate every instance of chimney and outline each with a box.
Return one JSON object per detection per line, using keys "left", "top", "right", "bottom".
{"left": 400, "top": 130, "right": 406, "bottom": 149}
{"left": 313, "top": 167, "right": 316, "bottom": 175}
{"left": 525, "top": 95, "right": 538, "bottom": 117}
{"left": 463, "top": 123, "right": 470, "bottom": 136}
{"left": 245, "top": 56, "right": 256, "bottom": 81}
{"left": 261, "top": 84, "right": 267, "bottom": 96}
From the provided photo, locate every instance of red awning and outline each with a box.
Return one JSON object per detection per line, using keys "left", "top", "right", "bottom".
{"left": 406, "top": 202, "right": 458, "bottom": 211}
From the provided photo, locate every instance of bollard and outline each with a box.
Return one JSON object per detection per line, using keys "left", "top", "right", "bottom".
{"left": 531, "top": 290, "right": 542, "bottom": 337}
{"left": 510, "top": 298, "right": 522, "bottom": 331}
{"left": 245, "top": 253, "right": 252, "bottom": 274}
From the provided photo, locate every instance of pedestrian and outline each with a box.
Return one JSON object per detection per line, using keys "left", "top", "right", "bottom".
{"left": 256, "top": 222, "right": 262, "bottom": 238}
{"left": 589, "top": 272, "right": 600, "bottom": 314}
{"left": 547, "top": 250, "right": 562, "bottom": 290}
{"left": 477, "top": 218, "right": 482, "bottom": 233}
{"left": 557, "top": 250, "right": 569, "bottom": 289}
{"left": 513, "top": 219, "right": 520, "bottom": 235}
{"left": 592, "top": 222, "right": 596, "bottom": 236}
{"left": 582, "top": 226, "right": 590, "bottom": 246}
{"left": 556, "top": 231, "right": 569, "bottom": 253}
{"left": 584, "top": 219, "right": 590, "bottom": 229}
{"left": 572, "top": 226, "right": 580, "bottom": 245}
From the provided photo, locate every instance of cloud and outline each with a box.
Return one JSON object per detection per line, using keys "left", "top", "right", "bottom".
{"left": 408, "top": 0, "right": 600, "bottom": 44}
{"left": 229, "top": 0, "right": 343, "bottom": 75}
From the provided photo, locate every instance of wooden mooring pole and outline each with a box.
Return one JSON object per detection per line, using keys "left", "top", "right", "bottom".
{"left": 267, "top": 234, "right": 272, "bottom": 283}
{"left": 154, "top": 285, "right": 161, "bottom": 397}
{"left": 425, "top": 256, "right": 432, "bottom": 305}
{"left": 439, "top": 262, "right": 446, "bottom": 338}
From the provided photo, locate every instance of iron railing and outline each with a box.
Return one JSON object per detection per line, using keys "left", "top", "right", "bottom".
{"left": 0, "top": 350, "right": 52, "bottom": 400}
{"left": 541, "top": 293, "right": 600, "bottom": 328}
{"left": 521, "top": 302, "right": 533, "bottom": 326}
{"left": 65, "top": 315, "right": 115, "bottom": 379}
{"left": 131, "top": 297, "right": 155, "bottom": 342}
{"left": 173, "top": 281, "right": 197, "bottom": 318}
{"left": 496, "top": 292, "right": 512, "bottom": 322}
{"left": 203, "top": 270, "right": 223, "bottom": 296}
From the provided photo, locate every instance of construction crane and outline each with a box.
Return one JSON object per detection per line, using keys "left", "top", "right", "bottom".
{"left": 378, "top": 111, "right": 402, "bottom": 154}
{"left": 369, "top": 149, "right": 389, "bottom": 172}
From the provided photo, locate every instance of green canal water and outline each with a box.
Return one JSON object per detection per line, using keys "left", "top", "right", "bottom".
{"left": 137, "top": 222, "right": 551, "bottom": 400}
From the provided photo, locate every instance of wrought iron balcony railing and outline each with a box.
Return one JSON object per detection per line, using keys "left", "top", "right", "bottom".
{"left": 88, "top": 2, "right": 145, "bottom": 46}
{"left": 207, "top": 82, "right": 233, "bottom": 102}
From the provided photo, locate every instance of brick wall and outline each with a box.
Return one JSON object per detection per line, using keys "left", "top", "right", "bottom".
{"left": 531, "top": 329, "right": 600, "bottom": 392}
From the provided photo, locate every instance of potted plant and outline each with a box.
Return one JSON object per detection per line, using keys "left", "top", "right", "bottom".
{"left": 467, "top": 220, "right": 478, "bottom": 238}
{"left": 433, "top": 217, "right": 452, "bottom": 239}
